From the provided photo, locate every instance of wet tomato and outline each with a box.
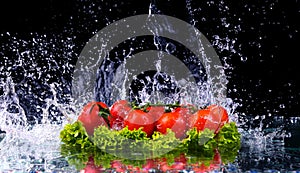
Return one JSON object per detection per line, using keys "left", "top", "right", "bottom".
{"left": 190, "top": 104, "right": 229, "bottom": 133}
{"left": 110, "top": 100, "right": 131, "bottom": 119}
{"left": 77, "top": 101, "right": 109, "bottom": 136}
{"left": 207, "top": 104, "right": 229, "bottom": 131}
{"left": 109, "top": 100, "right": 131, "bottom": 130}
{"left": 124, "top": 109, "right": 155, "bottom": 137}
{"left": 146, "top": 106, "right": 165, "bottom": 123}
{"left": 156, "top": 110, "right": 188, "bottom": 139}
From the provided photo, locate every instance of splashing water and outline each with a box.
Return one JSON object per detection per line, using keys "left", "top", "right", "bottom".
{"left": 0, "top": 34, "right": 78, "bottom": 172}
{"left": 0, "top": 0, "right": 299, "bottom": 172}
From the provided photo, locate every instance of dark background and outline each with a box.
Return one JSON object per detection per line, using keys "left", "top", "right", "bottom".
{"left": 0, "top": 0, "right": 299, "bottom": 118}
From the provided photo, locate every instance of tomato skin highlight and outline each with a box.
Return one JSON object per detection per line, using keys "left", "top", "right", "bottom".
{"left": 110, "top": 100, "right": 131, "bottom": 119}
{"left": 146, "top": 106, "right": 165, "bottom": 123}
{"left": 124, "top": 109, "right": 155, "bottom": 137}
{"left": 156, "top": 110, "right": 188, "bottom": 139}
{"left": 109, "top": 100, "right": 131, "bottom": 130}
{"left": 190, "top": 104, "right": 229, "bottom": 133}
{"left": 77, "top": 101, "right": 109, "bottom": 136}
{"left": 207, "top": 104, "right": 229, "bottom": 132}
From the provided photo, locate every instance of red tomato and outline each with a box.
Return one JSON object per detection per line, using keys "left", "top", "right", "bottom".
{"left": 77, "top": 101, "right": 109, "bottom": 136}
{"left": 190, "top": 104, "right": 229, "bottom": 134}
{"left": 124, "top": 109, "right": 155, "bottom": 137}
{"left": 156, "top": 110, "right": 187, "bottom": 139}
{"left": 110, "top": 100, "right": 131, "bottom": 119}
{"left": 146, "top": 106, "right": 165, "bottom": 123}
{"left": 108, "top": 116, "right": 125, "bottom": 131}
{"left": 207, "top": 104, "right": 229, "bottom": 131}
{"left": 174, "top": 106, "right": 194, "bottom": 129}
{"left": 109, "top": 100, "right": 131, "bottom": 130}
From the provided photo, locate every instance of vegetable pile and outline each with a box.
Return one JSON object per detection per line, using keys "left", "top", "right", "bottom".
{"left": 60, "top": 100, "right": 241, "bottom": 172}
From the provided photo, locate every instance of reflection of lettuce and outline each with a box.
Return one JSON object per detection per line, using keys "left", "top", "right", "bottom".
{"left": 59, "top": 121, "right": 241, "bottom": 170}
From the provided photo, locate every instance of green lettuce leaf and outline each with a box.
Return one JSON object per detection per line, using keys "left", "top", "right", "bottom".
{"left": 215, "top": 122, "right": 241, "bottom": 163}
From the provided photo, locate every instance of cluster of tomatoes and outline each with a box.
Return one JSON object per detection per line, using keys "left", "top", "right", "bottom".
{"left": 77, "top": 100, "right": 229, "bottom": 139}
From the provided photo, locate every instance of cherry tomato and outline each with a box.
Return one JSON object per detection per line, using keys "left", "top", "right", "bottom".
{"left": 207, "top": 104, "right": 229, "bottom": 131}
{"left": 109, "top": 100, "right": 131, "bottom": 130}
{"left": 146, "top": 106, "right": 165, "bottom": 123}
{"left": 156, "top": 110, "right": 187, "bottom": 139}
{"left": 124, "top": 109, "right": 155, "bottom": 137}
{"left": 77, "top": 101, "right": 109, "bottom": 136}
{"left": 108, "top": 116, "right": 125, "bottom": 131}
{"left": 190, "top": 104, "right": 229, "bottom": 134}
{"left": 110, "top": 100, "right": 131, "bottom": 119}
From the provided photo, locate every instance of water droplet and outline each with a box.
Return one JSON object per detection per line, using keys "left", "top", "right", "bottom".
{"left": 165, "top": 43, "right": 176, "bottom": 54}
{"left": 241, "top": 57, "right": 247, "bottom": 62}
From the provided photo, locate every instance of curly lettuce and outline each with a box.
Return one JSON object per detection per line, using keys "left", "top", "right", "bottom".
{"left": 92, "top": 126, "right": 181, "bottom": 160}
{"left": 215, "top": 122, "right": 241, "bottom": 163}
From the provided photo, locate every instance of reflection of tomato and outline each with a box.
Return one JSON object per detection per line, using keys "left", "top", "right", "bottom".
{"left": 124, "top": 109, "right": 155, "bottom": 137}
{"left": 209, "top": 149, "right": 222, "bottom": 171}
{"left": 111, "top": 160, "right": 126, "bottom": 173}
{"left": 77, "top": 101, "right": 109, "bottom": 136}
{"left": 157, "top": 154, "right": 187, "bottom": 172}
{"left": 156, "top": 110, "right": 187, "bottom": 139}
{"left": 190, "top": 105, "right": 229, "bottom": 133}
{"left": 172, "top": 153, "right": 187, "bottom": 170}
{"left": 158, "top": 158, "right": 171, "bottom": 172}
{"left": 82, "top": 156, "right": 103, "bottom": 173}
{"left": 192, "top": 150, "right": 222, "bottom": 173}
{"left": 142, "top": 159, "right": 156, "bottom": 171}
{"left": 109, "top": 100, "right": 131, "bottom": 130}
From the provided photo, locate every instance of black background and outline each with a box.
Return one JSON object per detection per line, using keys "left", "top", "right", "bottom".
{"left": 0, "top": 0, "right": 299, "bottom": 118}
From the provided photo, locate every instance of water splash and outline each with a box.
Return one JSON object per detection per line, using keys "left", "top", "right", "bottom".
{"left": 0, "top": 0, "right": 298, "bottom": 172}
{"left": 0, "top": 33, "right": 78, "bottom": 172}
